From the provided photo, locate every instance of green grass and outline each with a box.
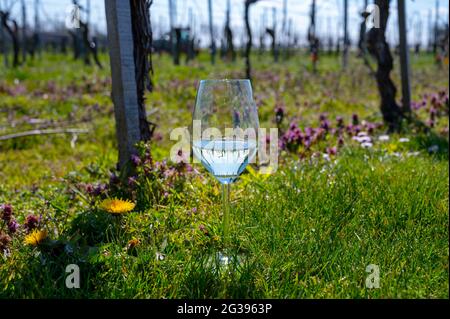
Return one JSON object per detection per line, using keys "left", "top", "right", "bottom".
{"left": 0, "top": 51, "right": 448, "bottom": 298}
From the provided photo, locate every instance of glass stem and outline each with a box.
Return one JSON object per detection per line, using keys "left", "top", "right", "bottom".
{"left": 222, "top": 183, "right": 231, "bottom": 247}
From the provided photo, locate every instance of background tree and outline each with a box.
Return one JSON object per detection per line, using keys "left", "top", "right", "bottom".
{"left": 366, "top": 0, "right": 403, "bottom": 132}
{"left": 307, "top": 0, "right": 318, "bottom": 73}
{"left": 342, "top": 0, "right": 349, "bottom": 69}
{"left": 207, "top": 0, "right": 216, "bottom": 65}
{"left": 266, "top": 7, "right": 278, "bottom": 63}
{"left": 0, "top": 9, "right": 20, "bottom": 67}
{"left": 244, "top": 0, "right": 259, "bottom": 79}
{"left": 224, "top": 0, "right": 235, "bottom": 62}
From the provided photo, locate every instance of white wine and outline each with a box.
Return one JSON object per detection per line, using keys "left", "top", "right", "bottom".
{"left": 193, "top": 139, "right": 257, "bottom": 184}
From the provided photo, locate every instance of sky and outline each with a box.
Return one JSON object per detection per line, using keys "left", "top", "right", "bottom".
{"left": 4, "top": 0, "right": 450, "bottom": 47}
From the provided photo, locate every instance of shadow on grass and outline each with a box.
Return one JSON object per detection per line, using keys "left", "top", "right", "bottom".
{"left": 412, "top": 131, "right": 449, "bottom": 161}
{"left": 1, "top": 210, "right": 119, "bottom": 298}
{"left": 180, "top": 250, "right": 263, "bottom": 298}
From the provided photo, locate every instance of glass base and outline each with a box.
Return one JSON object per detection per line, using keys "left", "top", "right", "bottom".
{"left": 207, "top": 251, "right": 244, "bottom": 272}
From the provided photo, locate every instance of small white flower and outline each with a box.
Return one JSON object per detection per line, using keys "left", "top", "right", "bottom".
{"left": 357, "top": 131, "right": 369, "bottom": 137}
{"left": 353, "top": 136, "right": 372, "bottom": 143}
{"left": 361, "top": 142, "right": 373, "bottom": 148}
{"left": 155, "top": 252, "right": 165, "bottom": 261}
{"left": 378, "top": 135, "right": 390, "bottom": 141}
{"left": 407, "top": 151, "right": 420, "bottom": 157}
{"left": 399, "top": 138, "right": 410, "bottom": 143}
{"left": 322, "top": 153, "right": 331, "bottom": 161}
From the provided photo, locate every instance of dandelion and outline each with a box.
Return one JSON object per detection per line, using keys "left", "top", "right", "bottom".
{"left": 126, "top": 238, "right": 141, "bottom": 251}
{"left": 100, "top": 198, "right": 135, "bottom": 214}
{"left": 24, "top": 229, "right": 48, "bottom": 246}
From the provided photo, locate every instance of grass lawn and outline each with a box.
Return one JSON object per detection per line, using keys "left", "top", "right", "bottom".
{"left": 0, "top": 52, "right": 448, "bottom": 298}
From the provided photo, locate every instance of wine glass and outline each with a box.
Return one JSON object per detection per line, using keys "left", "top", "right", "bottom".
{"left": 192, "top": 79, "right": 259, "bottom": 265}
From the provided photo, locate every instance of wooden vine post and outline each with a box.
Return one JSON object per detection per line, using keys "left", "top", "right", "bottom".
{"left": 397, "top": 0, "right": 411, "bottom": 114}
{"left": 105, "top": 0, "right": 154, "bottom": 172}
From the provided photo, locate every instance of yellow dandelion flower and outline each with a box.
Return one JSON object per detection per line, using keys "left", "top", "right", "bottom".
{"left": 24, "top": 229, "right": 48, "bottom": 246}
{"left": 100, "top": 198, "right": 135, "bottom": 214}
{"left": 126, "top": 238, "right": 141, "bottom": 252}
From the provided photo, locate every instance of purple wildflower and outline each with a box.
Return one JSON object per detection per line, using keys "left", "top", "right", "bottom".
{"left": 24, "top": 214, "right": 39, "bottom": 233}
{"left": 85, "top": 183, "right": 94, "bottom": 195}
{"left": 366, "top": 123, "right": 376, "bottom": 135}
{"left": 1, "top": 204, "right": 13, "bottom": 222}
{"left": 352, "top": 113, "right": 359, "bottom": 125}
{"left": 327, "top": 147, "right": 337, "bottom": 156}
{"left": 336, "top": 116, "right": 345, "bottom": 129}
{"left": 7, "top": 219, "right": 19, "bottom": 234}
{"left": 131, "top": 154, "right": 141, "bottom": 166}
{"left": 431, "top": 95, "right": 438, "bottom": 107}
{"left": 109, "top": 173, "right": 120, "bottom": 185}
{"left": 0, "top": 232, "right": 11, "bottom": 253}
{"left": 153, "top": 132, "right": 163, "bottom": 141}
{"left": 128, "top": 176, "right": 137, "bottom": 187}
{"left": 289, "top": 121, "right": 298, "bottom": 130}
{"left": 320, "top": 119, "right": 331, "bottom": 132}
{"left": 275, "top": 104, "right": 285, "bottom": 125}
{"left": 319, "top": 113, "right": 328, "bottom": 122}
{"left": 93, "top": 183, "right": 107, "bottom": 196}
{"left": 430, "top": 107, "right": 438, "bottom": 121}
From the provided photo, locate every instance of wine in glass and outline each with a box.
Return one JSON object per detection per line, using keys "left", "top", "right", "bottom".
{"left": 192, "top": 79, "right": 259, "bottom": 265}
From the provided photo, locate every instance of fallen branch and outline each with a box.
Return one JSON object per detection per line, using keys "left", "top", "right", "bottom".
{"left": 0, "top": 128, "right": 89, "bottom": 141}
